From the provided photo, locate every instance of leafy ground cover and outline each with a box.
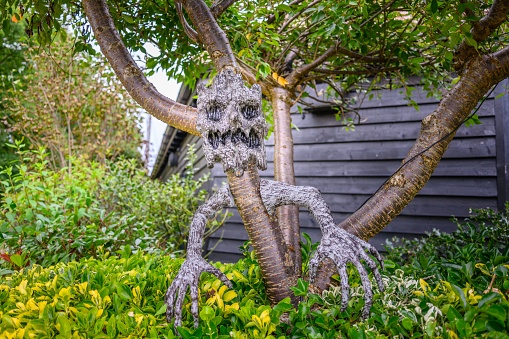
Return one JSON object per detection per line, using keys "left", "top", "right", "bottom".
{"left": 0, "top": 205, "right": 508, "bottom": 338}
{"left": 0, "top": 142, "right": 222, "bottom": 270}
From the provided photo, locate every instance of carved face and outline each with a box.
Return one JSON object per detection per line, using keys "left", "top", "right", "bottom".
{"left": 197, "top": 70, "right": 268, "bottom": 176}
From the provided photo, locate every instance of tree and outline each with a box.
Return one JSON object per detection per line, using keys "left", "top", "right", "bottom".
{"left": 3, "top": 0, "right": 509, "bottom": 323}
{"left": 0, "top": 26, "right": 143, "bottom": 169}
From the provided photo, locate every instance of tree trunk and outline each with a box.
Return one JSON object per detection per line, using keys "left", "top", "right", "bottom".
{"left": 314, "top": 50, "right": 509, "bottom": 289}
{"left": 270, "top": 87, "right": 301, "bottom": 276}
{"left": 226, "top": 166, "right": 297, "bottom": 305}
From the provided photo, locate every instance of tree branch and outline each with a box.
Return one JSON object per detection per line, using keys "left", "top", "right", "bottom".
{"left": 267, "top": 0, "right": 305, "bottom": 24}
{"left": 311, "top": 66, "right": 399, "bottom": 76}
{"left": 175, "top": 0, "right": 200, "bottom": 43}
{"left": 210, "top": 0, "right": 237, "bottom": 18}
{"left": 286, "top": 41, "right": 340, "bottom": 88}
{"left": 314, "top": 45, "right": 509, "bottom": 289}
{"left": 236, "top": 57, "right": 275, "bottom": 97}
{"left": 454, "top": 0, "right": 509, "bottom": 72}
{"left": 278, "top": 0, "right": 321, "bottom": 34}
{"left": 82, "top": 0, "right": 199, "bottom": 135}
{"left": 180, "top": 0, "right": 237, "bottom": 71}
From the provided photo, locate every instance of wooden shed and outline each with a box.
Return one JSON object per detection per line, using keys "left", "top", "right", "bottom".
{"left": 151, "top": 79, "right": 509, "bottom": 263}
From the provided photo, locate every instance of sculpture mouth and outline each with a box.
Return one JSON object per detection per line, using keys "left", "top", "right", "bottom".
{"left": 207, "top": 128, "right": 261, "bottom": 149}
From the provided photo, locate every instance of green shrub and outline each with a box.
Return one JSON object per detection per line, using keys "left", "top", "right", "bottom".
{"left": 98, "top": 145, "right": 226, "bottom": 253}
{"left": 385, "top": 203, "right": 509, "bottom": 291}
{"left": 0, "top": 142, "right": 225, "bottom": 270}
{"left": 1, "top": 230, "right": 508, "bottom": 338}
{"left": 2, "top": 186, "right": 508, "bottom": 338}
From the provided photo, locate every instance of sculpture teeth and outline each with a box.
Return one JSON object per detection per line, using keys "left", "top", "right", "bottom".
{"left": 207, "top": 129, "right": 261, "bottom": 149}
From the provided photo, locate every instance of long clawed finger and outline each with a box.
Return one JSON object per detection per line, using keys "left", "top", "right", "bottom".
{"left": 308, "top": 251, "right": 323, "bottom": 282}
{"left": 338, "top": 265, "right": 349, "bottom": 311}
{"left": 190, "top": 284, "right": 200, "bottom": 328}
{"left": 351, "top": 260, "right": 373, "bottom": 319}
{"left": 358, "top": 250, "right": 385, "bottom": 292}
{"left": 364, "top": 242, "right": 385, "bottom": 271}
{"left": 165, "top": 284, "right": 178, "bottom": 322}
{"left": 174, "top": 284, "right": 188, "bottom": 328}
{"left": 205, "top": 265, "right": 233, "bottom": 288}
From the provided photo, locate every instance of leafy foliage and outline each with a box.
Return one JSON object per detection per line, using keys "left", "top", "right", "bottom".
{"left": 1, "top": 205, "right": 508, "bottom": 338}
{"left": 4, "top": 0, "right": 507, "bottom": 107}
{"left": 0, "top": 143, "right": 225, "bottom": 269}
{"left": 385, "top": 203, "right": 509, "bottom": 289}
{"left": 98, "top": 145, "right": 227, "bottom": 253}
{"left": 0, "top": 19, "right": 31, "bottom": 173}
{"left": 0, "top": 30, "right": 142, "bottom": 169}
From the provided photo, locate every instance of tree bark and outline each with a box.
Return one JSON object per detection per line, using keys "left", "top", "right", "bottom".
{"left": 226, "top": 166, "right": 297, "bottom": 305}
{"left": 180, "top": 0, "right": 237, "bottom": 72}
{"left": 454, "top": 0, "right": 509, "bottom": 73}
{"left": 270, "top": 87, "right": 301, "bottom": 276}
{"left": 84, "top": 0, "right": 298, "bottom": 307}
{"left": 314, "top": 49, "right": 509, "bottom": 289}
{"left": 82, "top": 0, "right": 198, "bottom": 135}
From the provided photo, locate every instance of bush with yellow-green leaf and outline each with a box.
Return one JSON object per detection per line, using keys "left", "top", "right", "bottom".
{"left": 1, "top": 206, "right": 509, "bottom": 338}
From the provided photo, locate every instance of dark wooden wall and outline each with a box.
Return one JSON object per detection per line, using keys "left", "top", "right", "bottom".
{"left": 157, "top": 81, "right": 508, "bottom": 263}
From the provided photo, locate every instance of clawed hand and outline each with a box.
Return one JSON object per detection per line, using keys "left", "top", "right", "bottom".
{"left": 165, "top": 255, "right": 232, "bottom": 328}
{"left": 309, "top": 228, "right": 385, "bottom": 318}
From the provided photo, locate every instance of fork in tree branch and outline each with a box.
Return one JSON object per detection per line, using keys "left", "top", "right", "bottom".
{"left": 82, "top": 0, "right": 385, "bottom": 331}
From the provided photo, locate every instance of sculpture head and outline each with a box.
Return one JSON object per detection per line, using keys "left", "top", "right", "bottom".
{"left": 197, "top": 70, "right": 268, "bottom": 176}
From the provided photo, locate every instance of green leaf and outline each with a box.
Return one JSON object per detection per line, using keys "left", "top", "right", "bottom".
{"left": 486, "top": 319, "right": 505, "bottom": 332}
{"left": 290, "top": 278, "right": 309, "bottom": 296}
{"left": 402, "top": 317, "right": 414, "bottom": 330}
{"left": 465, "top": 36, "right": 478, "bottom": 48}
{"left": 5, "top": 212, "right": 16, "bottom": 223}
{"left": 478, "top": 292, "right": 501, "bottom": 308}
{"left": 430, "top": 0, "right": 438, "bottom": 13}
{"left": 106, "top": 316, "right": 116, "bottom": 337}
{"left": 447, "top": 305, "right": 462, "bottom": 321}
{"left": 273, "top": 298, "right": 294, "bottom": 313}
{"left": 199, "top": 305, "right": 215, "bottom": 322}
{"left": 115, "top": 283, "right": 132, "bottom": 301}
{"left": 155, "top": 303, "right": 167, "bottom": 316}
{"left": 484, "top": 305, "right": 507, "bottom": 322}
{"left": 472, "top": 319, "right": 487, "bottom": 333}
{"left": 57, "top": 316, "right": 72, "bottom": 337}
{"left": 177, "top": 327, "right": 193, "bottom": 339}
{"left": 9, "top": 254, "right": 25, "bottom": 268}
{"left": 450, "top": 283, "right": 467, "bottom": 309}
{"left": 486, "top": 331, "right": 509, "bottom": 339}
{"left": 121, "top": 14, "right": 135, "bottom": 24}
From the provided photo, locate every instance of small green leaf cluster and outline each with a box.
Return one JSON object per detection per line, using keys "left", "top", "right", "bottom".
{"left": 1, "top": 205, "right": 508, "bottom": 338}
{"left": 385, "top": 203, "right": 509, "bottom": 291}
{"left": 384, "top": 203, "right": 509, "bottom": 338}
{"left": 0, "top": 143, "right": 222, "bottom": 270}
{"left": 0, "top": 250, "right": 184, "bottom": 339}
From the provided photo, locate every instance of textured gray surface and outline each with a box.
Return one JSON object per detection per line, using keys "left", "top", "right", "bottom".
{"left": 165, "top": 184, "right": 234, "bottom": 328}
{"left": 166, "top": 181, "right": 384, "bottom": 326}
{"left": 196, "top": 70, "right": 268, "bottom": 176}
{"left": 166, "top": 70, "right": 384, "bottom": 328}
{"left": 259, "top": 179, "right": 384, "bottom": 318}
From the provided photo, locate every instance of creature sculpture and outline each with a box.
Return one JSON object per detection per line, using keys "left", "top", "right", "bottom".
{"left": 165, "top": 70, "right": 384, "bottom": 328}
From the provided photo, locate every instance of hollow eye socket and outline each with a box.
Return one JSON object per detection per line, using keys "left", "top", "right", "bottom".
{"left": 206, "top": 103, "right": 222, "bottom": 121}
{"left": 240, "top": 104, "right": 259, "bottom": 120}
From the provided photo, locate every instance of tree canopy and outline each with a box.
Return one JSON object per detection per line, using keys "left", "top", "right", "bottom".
{"left": 4, "top": 1, "right": 507, "bottom": 105}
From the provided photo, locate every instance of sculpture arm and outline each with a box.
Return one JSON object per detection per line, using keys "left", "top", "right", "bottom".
{"left": 165, "top": 183, "right": 234, "bottom": 328}
{"left": 260, "top": 179, "right": 384, "bottom": 318}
